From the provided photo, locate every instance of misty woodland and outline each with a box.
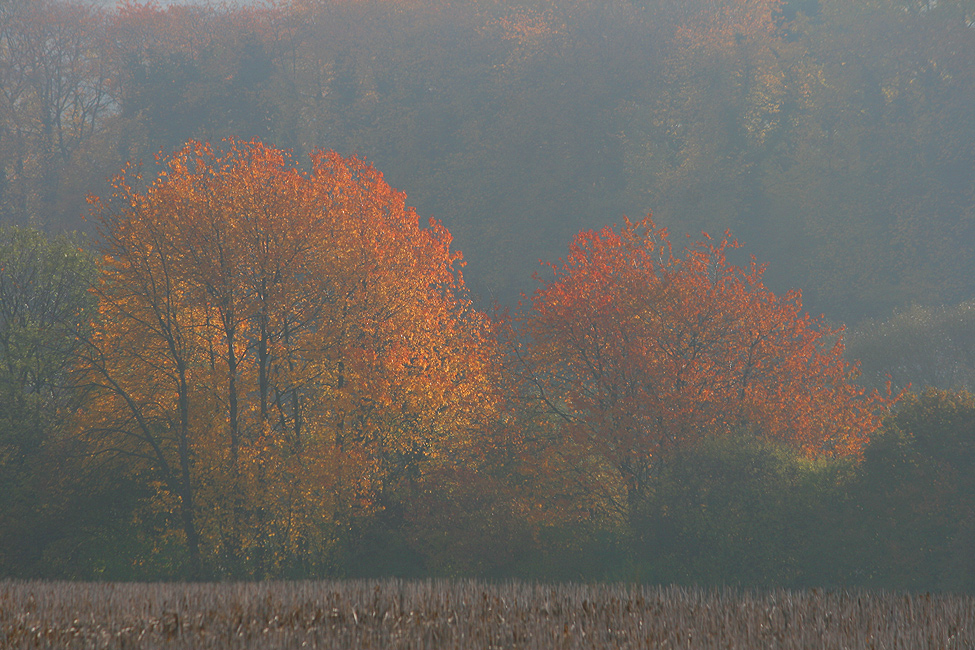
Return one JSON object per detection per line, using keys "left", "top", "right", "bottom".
{"left": 1, "top": 0, "right": 975, "bottom": 600}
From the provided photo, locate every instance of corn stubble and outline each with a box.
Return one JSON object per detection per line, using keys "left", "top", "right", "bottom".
{"left": 2, "top": 580, "right": 972, "bottom": 649}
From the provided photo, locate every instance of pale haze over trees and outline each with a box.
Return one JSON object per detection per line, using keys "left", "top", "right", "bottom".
{"left": 1, "top": 0, "right": 974, "bottom": 588}
{"left": 2, "top": 0, "right": 973, "bottom": 325}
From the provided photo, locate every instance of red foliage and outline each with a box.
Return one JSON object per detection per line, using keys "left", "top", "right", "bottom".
{"left": 509, "top": 216, "right": 892, "bottom": 496}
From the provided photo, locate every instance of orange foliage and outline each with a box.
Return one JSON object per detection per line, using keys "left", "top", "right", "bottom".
{"left": 508, "top": 217, "right": 892, "bottom": 501}
{"left": 492, "top": 8, "right": 564, "bottom": 45}
{"left": 83, "top": 139, "right": 497, "bottom": 576}
{"left": 673, "top": 0, "right": 783, "bottom": 52}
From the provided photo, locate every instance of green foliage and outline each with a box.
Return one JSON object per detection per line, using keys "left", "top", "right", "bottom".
{"left": 627, "top": 431, "right": 855, "bottom": 588}
{"left": 0, "top": 225, "right": 94, "bottom": 410}
{"left": 849, "top": 389, "right": 975, "bottom": 592}
{"left": 0, "top": 225, "right": 99, "bottom": 576}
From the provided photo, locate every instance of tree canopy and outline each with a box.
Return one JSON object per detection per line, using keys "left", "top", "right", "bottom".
{"left": 2, "top": 0, "right": 974, "bottom": 321}
{"left": 505, "top": 217, "right": 891, "bottom": 509}
{"left": 81, "top": 139, "right": 498, "bottom": 578}
{"left": 1, "top": 0, "right": 974, "bottom": 588}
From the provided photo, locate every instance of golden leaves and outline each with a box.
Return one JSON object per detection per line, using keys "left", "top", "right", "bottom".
{"left": 83, "top": 138, "right": 500, "bottom": 576}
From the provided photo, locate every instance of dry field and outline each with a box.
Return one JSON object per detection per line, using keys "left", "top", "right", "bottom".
{"left": 1, "top": 579, "right": 973, "bottom": 649}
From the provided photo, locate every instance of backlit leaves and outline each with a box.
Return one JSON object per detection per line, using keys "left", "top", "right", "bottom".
{"left": 82, "top": 139, "right": 498, "bottom": 577}
{"left": 509, "top": 216, "right": 892, "bottom": 507}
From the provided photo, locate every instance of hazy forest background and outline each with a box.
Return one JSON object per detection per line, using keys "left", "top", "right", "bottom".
{"left": 2, "top": 0, "right": 975, "bottom": 589}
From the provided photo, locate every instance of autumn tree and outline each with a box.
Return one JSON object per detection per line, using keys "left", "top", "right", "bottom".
{"left": 507, "top": 217, "right": 891, "bottom": 510}
{"left": 82, "top": 139, "right": 497, "bottom": 578}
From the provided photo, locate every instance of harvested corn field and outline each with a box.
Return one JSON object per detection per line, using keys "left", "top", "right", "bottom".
{"left": 2, "top": 580, "right": 973, "bottom": 649}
